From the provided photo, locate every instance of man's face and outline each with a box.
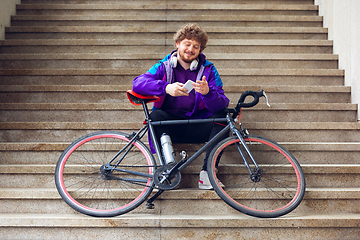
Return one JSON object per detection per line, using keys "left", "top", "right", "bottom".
{"left": 175, "top": 38, "right": 201, "bottom": 63}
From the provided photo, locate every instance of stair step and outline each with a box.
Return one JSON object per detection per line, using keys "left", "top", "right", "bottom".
{"left": 0, "top": 74, "right": 345, "bottom": 86}
{"left": 1, "top": 164, "right": 359, "bottom": 188}
{"left": 2, "top": 164, "right": 360, "bottom": 174}
{"left": 0, "top": 103, "right": 356, "bottom": 123}
{"left": 0, "top": 38, "right": 333, "bottom": 46}
{"left": 6, "top": 26, "right": 328, "bottom": 34}
{"left": 1, "top": 142, "right": 359, "bottom": 165}
{"left": 11, "top": 15, "right": 323, "bottom": 28}
{"left": 0, "top": 68, "right": 344, "bottom": 90}
{"left": 21, "top": 0, "right": 315, "bottom": 3}
{"left": 1, "top": 122, "right": 359, "bottom": 143}
{"left": 0, "top": 187, "right": 359, "bottom": 215}
{"left": 6, "top": 213, "right": 360, "bottom": 240}
{"left": 0, "top": 53, "right": 339, "bottom": 60}
{"left": 1, "top": 213, "right": 359, "bottom": 239}
{"left": 0, "top": 39, "right": 334, "bottom": 54}
{"left": 12, "top": 14, "right": 322, "bottom": 23}
{"left": 2, "top": 84, "right": 346, "bottom": 92}
{"left": 5, "top": 26, "right": 328, "bottom": 40}
{"left": 0, "top": 53, "right": 338, "bottom": 69}
{"left": 0, "top": 86, "right": 351, "bottom": 104}
{"left": 10, "top": 102, "right": 348, "bottom": 109}
{"left": 2, "top": 187, "right": 359, "bottom": 199}
{"left": 2, "top": 121, "right": 360, "bottom": 130}
{"left": 0, "top": 68, "right": 344, "bottom": 77}
{"left": 0, "top": 213, "right": 359, "bottom": 228}
{"left": 16, "top": 3, "right": 319, "bottom": 12}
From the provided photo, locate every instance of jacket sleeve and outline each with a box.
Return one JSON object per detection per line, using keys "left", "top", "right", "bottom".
{"left": 200, "top": 65, "right": 229, "bottom": 113}
{"left": 133, "top": 62, "right": 168, "bottom": 96}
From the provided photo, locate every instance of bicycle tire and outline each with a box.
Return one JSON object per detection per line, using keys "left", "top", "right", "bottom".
{"left": 55, "top": 131, "right": 156, "bottom": 217}
{"left": 207, "top": 134, "right": 306, "bottom": 218}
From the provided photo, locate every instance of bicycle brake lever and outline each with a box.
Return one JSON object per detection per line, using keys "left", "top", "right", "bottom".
{"left": 262, "top": 90, "right": 271, "bottom": 107}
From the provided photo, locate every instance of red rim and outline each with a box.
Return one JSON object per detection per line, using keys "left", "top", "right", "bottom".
{"left": 212, "top": 137, "right": 302, "bottom": 213}
{"left": 58, "top": 133, "right": 153, "bottom": 213}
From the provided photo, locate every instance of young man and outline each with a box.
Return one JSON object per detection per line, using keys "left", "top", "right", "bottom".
{"left": 133, "top": 23, "right": 229, "bottom": 190}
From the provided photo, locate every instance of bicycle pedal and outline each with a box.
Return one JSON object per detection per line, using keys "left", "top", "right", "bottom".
{"left": 146, "top": 202, "right": 155, "bottom": 210}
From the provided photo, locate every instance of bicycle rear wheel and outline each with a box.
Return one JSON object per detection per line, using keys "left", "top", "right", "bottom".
{"left": 207, "top": 134, "right": 305, "bottom": 218}
{"left": 55, "top": 131, "right": 156, "bottom": 217}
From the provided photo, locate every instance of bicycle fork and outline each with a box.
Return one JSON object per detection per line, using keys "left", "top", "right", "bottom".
{"left": 230, "top": 121, "right": 262, "bottom": 182}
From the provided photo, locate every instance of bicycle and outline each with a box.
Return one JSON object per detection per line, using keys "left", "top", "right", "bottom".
{"left": 55, "top": 89, "right": 306, "bottom": 218}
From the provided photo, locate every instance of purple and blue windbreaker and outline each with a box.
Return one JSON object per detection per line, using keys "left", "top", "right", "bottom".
{"left": 133, "top": 51, "right": 229, "bottom": 119}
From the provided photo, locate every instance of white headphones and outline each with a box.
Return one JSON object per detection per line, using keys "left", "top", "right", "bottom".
{"left": 169, "top": 51, "right": 199, "bottom": 71}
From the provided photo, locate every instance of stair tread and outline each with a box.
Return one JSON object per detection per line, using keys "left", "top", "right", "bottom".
{"left": 0, "top": 213, "right": 359, "bottom": 228}
{"left": 0, "top": 39, "right": 334, "bottom": 46}
{"left": 0, "top": 84, "right": 349, "bottom": 91}
{"left": 6, "top": 26, "right": 328, "bottom": 33}
{"left": 0, "top": 68, "right": 345, "bottom": 76}
{"left": 0, "top": 103, "right": 356, "bottom": 111}
{"left": 12, "top": 14, "right": 323, "bottom": 22}
{"left": 0, "top": 53, "right": 339, "bottom": 60}
{"left": 17, "top": 3, "right": 319, "bottom": 11}
{"left": 1, "top": 164, "right": 360, "bottom": 173}
{"left": 1, "top": 122, "right": 359, "bottom": 130}
{"left": 1, "top": 187, "right": 359, "bottom": 200}
{"left": 1, "top": 141, "right": 360, "bottom": 151}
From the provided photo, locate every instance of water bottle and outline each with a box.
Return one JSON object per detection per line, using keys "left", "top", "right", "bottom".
{"left": 160, "top": 134, "right": 176, "bottom": 164}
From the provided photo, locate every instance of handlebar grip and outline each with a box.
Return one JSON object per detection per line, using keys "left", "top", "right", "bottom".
{"left": 235, "top": 89, "right": 264, "bottom": 111}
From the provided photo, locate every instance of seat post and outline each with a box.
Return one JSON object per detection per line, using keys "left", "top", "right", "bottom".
{"left": 142, "top": 101, "right": 151, "bottom": 120}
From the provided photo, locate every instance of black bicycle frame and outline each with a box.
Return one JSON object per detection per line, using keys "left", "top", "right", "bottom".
{"left": 150, "top": 118, "right": 231, "bottom": 170}
{"left": 107, "top": 100, "right": 259, "bottom": 182}
{"left": 149, "top": 113, "right": 259, "bottom": 175}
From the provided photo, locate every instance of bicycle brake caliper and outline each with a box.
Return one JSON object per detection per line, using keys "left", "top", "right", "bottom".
{"left": 126, "top": 132, "right": 137, "bottom": 140}
{"left": 241, "top": 127, "right": 249, "bottom": 138}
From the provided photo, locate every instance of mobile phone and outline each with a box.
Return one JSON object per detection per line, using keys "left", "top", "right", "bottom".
{"left": 183, "top": 80, "right": 194, "bottom": 93}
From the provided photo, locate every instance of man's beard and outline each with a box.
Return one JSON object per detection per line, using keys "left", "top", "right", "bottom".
{"left": 178, "top": 50, "right": 197, "bottom": 63}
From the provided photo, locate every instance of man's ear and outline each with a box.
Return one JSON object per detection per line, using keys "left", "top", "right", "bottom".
{"left": 175, "top": 41, "right": 180, "bottom": 49}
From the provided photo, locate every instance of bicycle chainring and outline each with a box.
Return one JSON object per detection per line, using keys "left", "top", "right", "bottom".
{"left": 153, "top": 165, "right": 181, "bottom": 190}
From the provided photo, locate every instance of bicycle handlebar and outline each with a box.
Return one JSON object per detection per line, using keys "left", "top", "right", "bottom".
{"left": 128, "top": 89, "right": 269, "bottom": 120}
{"left": 232, "top": 89, "right": 270, "bottom": 115}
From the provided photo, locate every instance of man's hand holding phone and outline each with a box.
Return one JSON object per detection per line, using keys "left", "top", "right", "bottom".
{"left": 165, "top": 82, "right": 189, "bottom": 97}
{"left": 165, "top": 76, "right": 209, "bottom": 96}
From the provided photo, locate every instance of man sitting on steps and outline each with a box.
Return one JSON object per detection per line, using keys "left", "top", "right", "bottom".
{"left": 132, "top": 23, "right": 229, "bottom": 190}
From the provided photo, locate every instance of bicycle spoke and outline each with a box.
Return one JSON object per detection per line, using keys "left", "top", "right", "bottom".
{"left": 55, "top": 131, "right": 156, "bottom": 217}
{"left": 207, "top": 135, "right": 305, "bottom": 218}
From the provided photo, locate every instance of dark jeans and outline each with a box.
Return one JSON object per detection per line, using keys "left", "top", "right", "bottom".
{"left": 150, "top": 109, "right": 229, "bottom": 171}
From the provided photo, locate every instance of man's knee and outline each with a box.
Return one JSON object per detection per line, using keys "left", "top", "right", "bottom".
{"left": 150, "top": 109, "right": 168, "bottom": 121}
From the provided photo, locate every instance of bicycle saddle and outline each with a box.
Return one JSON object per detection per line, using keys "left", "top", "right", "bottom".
{"left": 127, "top": 90, "right": 161, "bottom": 106}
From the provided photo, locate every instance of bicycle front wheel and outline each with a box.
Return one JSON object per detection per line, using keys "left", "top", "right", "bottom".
{"left": 207, "top": 135, "right": 305, "bottom": 218}
{"left": 55, "top": 131, "right": 156, "bottom": 217}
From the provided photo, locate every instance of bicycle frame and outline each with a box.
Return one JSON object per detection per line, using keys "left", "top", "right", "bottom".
{"left": 106, "top": 98, "right": 260, "bottom": 182}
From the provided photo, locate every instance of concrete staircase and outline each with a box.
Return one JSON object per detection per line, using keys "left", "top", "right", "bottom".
{"left": 1, "top": 0, "right": 359, "bottom": 239}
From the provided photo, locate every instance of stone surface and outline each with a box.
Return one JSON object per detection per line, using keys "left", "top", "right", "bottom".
{"left": 0, "top": 0, "right": 359, "bottom": 239}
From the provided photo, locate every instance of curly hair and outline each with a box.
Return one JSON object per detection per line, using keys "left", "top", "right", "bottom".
{"left": 173, "top": 23, "right": 208, "bottom": 52}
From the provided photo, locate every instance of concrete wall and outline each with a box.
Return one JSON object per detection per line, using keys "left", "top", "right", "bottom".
{"left": 315, "top": 0, "right": 360, "bottom": 120}
{"left": 0, "top": 0, "right": 21, "bottom": 40}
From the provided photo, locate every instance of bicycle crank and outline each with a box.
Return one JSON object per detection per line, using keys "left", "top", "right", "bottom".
{"left": 153, "top": 164, "right": 181, "bottom": 190}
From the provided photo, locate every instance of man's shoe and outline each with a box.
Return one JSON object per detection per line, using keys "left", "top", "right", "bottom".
{"left": 199, "top": 170, "right": 225, "bottom": 190}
